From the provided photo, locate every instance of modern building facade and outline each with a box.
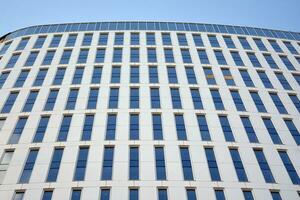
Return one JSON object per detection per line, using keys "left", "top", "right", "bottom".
{"left": 0, "top": 21, "right": 300, "bottom": 200}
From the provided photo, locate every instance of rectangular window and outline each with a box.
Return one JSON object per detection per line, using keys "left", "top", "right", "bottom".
{"left": 108, "top": 88, "right": 119, "bottom": 108}
{"left": 46, "top": 148, "right": 63, "bottom": 182}
{"left": 19, "top": 149, "right": 39, "bottom": 183}
{"left": 197, "top": 49, "right": 210, "bottom": 64}
{"left": 204, "top": 68, "right": 216, "bottom": 85}
{"left": 33, "top": 68, "right": 48, "bottom": 86}
{"left": 243, "top": 190, "right": 254, "bottom": 200}
{"left": 263, "top": 54, "right": 278, "bottom": 69}
{"left": 95, "top": 48, "right": 106, "bottom": 63}
{"left": 60, "top": 49, "right": 72, "bottom": 64}
{"left": 0, "top": 150, "right": 14, "bottom": 184}
{"left": 6, "top": 53, "right": 20, "bottom": 68}
{"left": 239, "top": 37, "right": 252, "bottom": 49}
{"left": 0, "top": 42, "right": 11, "bottom": 55}
{"left": 271, "top": 192, "right": 282, "bottom": 200}
{"left": 130, "top": 66, "right": 139, "bottom": 83}
{"left": 147, "top": 48, "right": 157, "bottom": 62}
{"left": 129, "top": 188, "right": 139, "bottom": 200}
{"left": 33, "top": 36, "right": 46, "bottom": 49}
{"left": 253, "top": 38, "right": 267, "bottom": 51}
{"left": 180, "top": 147, "right": 193, "bottom": 180}
{"left": 185, "top": 67, "right": 197, "bottom": 84}
{"left": 22, "top": 90, "right": 38, "bottom": 112}
{"left": 275, "top": 73, "right": 292, "bottom": 90}
{"left": 1, "top": 91, "right": 19, "bottom": 113}
{"left": 219, "top": 116, "right": 235, "bottom": 142}
{"left": 150, "top": 88, "right": 160, "bottom": 108}
{"left": 146, "top": 33, "right": 156, "bottom": 45}
{"left": 81, "top": 115, "right": 94, "bottom": 141}
{"left": 284, "top": 119, "right": 300, "bottom": 145}
{"left": 278, "top": 151, "right": 300, "bottom": 184}
{"left": 247, "top": 52, "right": 261, "bottom": 67}
{"left": 208, "top": 35, "right": 220, "bottom": 47}
{"left": 162, "top": 33, "right": 172, "bottom": 45}
{"left": 211, "top": 89, "right": 224, "bottom": 110}
{"left": 269, "top": 40, "right": 283, "bottom": 53}
{"left": 155, "top": 147, "right": 166, "bottom": 180}
{"left": 57, "top": 115, "right": 72, "bottom": 141}
{"left": 130, "top": 48, "right": 139, "bottom": 62}
{"left": 205, "top": 147, "right": 221, "bottom": 181}
{"left": 53, "top": 68, "right": 65, "bottom": 85}
{"left": 44, "top": 89, "right": 59, "bottom": 111}
{"left": 167, "top": 66, "right": 178, "bottom": 83}
{"left": 177, "top": 33, "right": 188, "bottom": 46}
{"left": 181, "top": 49, "right": 192, "bottom": 63}
{"left": 231, "top": 51, "right": 244, "bottom": 66}
{"left": 289, "top": 94, "right": 300, "bottom": 112}
{"left": 239, "top": 70, "right": 254, "bottom": 87}
{"left": 106, "top": 114, "right": 117, "bottom": 140}
{"left": 193, "top": 34, "right": 204, "bottom": 47}
{"left": 269, "top": 93, "right": 288, "bottom": 114}
{"left": 254, "top": 149, "right": 275, "bottom": 183}
{"left": 0, "top": 71, "right": 10, "bottom": 89}
{"left": 130, "top": 114, "right": 139, "bottom": 140}
{"left": 100, "top": 188, "right": 110, "bottom": 200}
{"left": 32, "top": 116, "right": 49, "bottom": 142}
{"left": 66, "top": 34, "right": 77, "bottom": 47}
{"left": 164, "top": 48, "right": 175, "bottom": 63}
{"left": 186, "top": 188, "right": 197, "bottom": 200}
{"left": 129, "top": 147, "right": 139, "bottom": 180}
{"left": 82, "top": 33, "right": 93, "bottom": 46}
{"left": 240, "top": 117, "right": 259, "bottom": 143}
{"left": 214, "top": 50, "right": 227, "bottom": 65}
{"left": 130, "top": 33, "right": 139, "bottom": 45}
{"left": 280, "top": 55, "right": 295, "bottom": 70}
{"left": 114, "top": 33, "right": 124, "bottom": 45}
{"left": 257, "top": 71, "right": 273, "bottom": 88}
{"left": 91, "top": 67, "right": 102, "bottom": 84}
{"left": 152, "top": 114, "right": 163, "bottom": 140}
{"left": 229, "top": 149, "right": 248, "bottom": 182}
{"left": 77, "top": 49, "right": 89, "bottom": 63}
{"left": 250, "top": 91, "right": 267, "bottom": 112}
{"left": 12, "top": 191, "right": 24, "bottom": 200}
{"left": 101, "top": 146, "right": 114, "bottom": 180}
{"left": 65, "top": 89, "right": 79, "bottom": 110}
{"left": 190, "top": 89, "right": 203, "bottom": 109}
{"left": 222, "top": 68, "right": 235, "bottom": 86}
{"left": 263, "top": 118, "right": 282, "bottom": 144}
{"left": 14, "top": 70, "right": 29, "bottom": 88}
{"left": 42, "top": 50, "right": 55, "bottom": 65}
{"left": 98, "top": 33, "right": 108, "bottom": 45}
{"left": 111, "top": 66, "right": 121, "bottom": 83}
{"left": 175, "top": 114, "right": 187, "bottom": 140}
{"left": 74, "top": 147, "right": 89, "bottom": 181}
{"left": 16, "top": 38, "right": 29, "bottom": 50}
{"left": 149, "top": 66, "right": 159, "bottom": 83}
{"left": 130, "top": 88, "right": 139, "bottom": 109}
{"left": 71, "top": 189, "right": 81, "bottom": 200}
{"left": 170, "top": 88, "right": 182, "bottom": 109}
{"left": 42, "top": 190, "right": 53, "bottom": 200}
{"left": 87, "top": 88, "right": 99, "bottom": 109}
{"left": 196, "top": 115, "right": 211, "bottom": 141}
{"left": 72, "top": 67, "right": 84, "bottom": 84}
{"left": 215, "top": 190, "right": 225, "bottom": 200}
{"left": 293, "top": 73, "right": 300, "bottom": 85}
{"left": 49, "top": 35, "right": 62, "bottom": 47}
{"left": 283, "top": 41, "right": 298, "bottom": 54}
{"left": 230, "top": 90, "right": 246, "bottom": 111}
{"left": 223, "top": 36, "right": 236, "bottom": 48}
{"left": 158, "top": 188, "right": 168, "bottom": 200}
{"left": 24, "top": 51, "right": 39, "bottom": 66}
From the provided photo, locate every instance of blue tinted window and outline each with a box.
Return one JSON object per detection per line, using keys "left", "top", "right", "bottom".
{"left": 223, "top": 36, "right": 236, "bottom": 48}
{"left": 109, "top": 88, "right": 119, "bottom": 108}
{"left": 16, "top": 38, "right": 29, "bottom": 50}
{"left": 197, "top": 115, "right": 211, "bottom": 141}
{"left": 211, "top": 90, "right": 224, "bottom": 110}
{"left": 0, "top": 42, "right": 11, "bottom": 55}
{"left": 98, "top": 33, "right": 108, "bottom": 45}
{"left": 177, "top": 33, "right": 188, "bottom": 46}
{"left": 239, "top": 37, "right": 252, "bottom": 50}
{"left": 167, "top": 66, "right": 177, "bottom": 83}
{"left": 257, "top": 71, "right": 273, "bottom": 88}
{"left": 250, "top": 91, "right": 267, "bottom": 113}
{"left": 53, "top": 68, "right": 65, "bottom": 85}
{"left": 149, "top": 66, "right": 159, "bottom": 83}
{"left": 247, "top": 53, "right": 261, "bottom": 67}
{"left": 230, "top": 90, "right": 245, "bottom": 111}
{"left": 33, "top": 36, "right": 46, "bottom": 49}
{"left": 190, "top": 89, "right": 203, "bottom": 109}
{"left": 283, "top": 41, "right": 298, "bottom": 54}
{"left": 284, "top": 119, "right": 300, "bottom": 145}
{"left": 8, "top": 117, "right": 27, "bottom": 144}
{"left": 269, "top": 93, "right": 287, "bottom": 114}
{"left": 147, "top": 48, "right": 157, "bottom": 62}
{"left": 100, "top": 188, "right": 110, "bottom": 200}
{"left": 271, "top": 192, "right": 282, "bottom": 200}
{"left": 72, "top": 67, "right": 84, "bottom": 84}
{"left": 6, "top": 53, "right": 20, "bottom": 68}
{"left": 197, "top": 49, "right": 210, "bottom": 64}
{"left": 185, "top": 67, "right": 197, "bottom": 84}
{"left": 129, "top": 189, "right": 139, "bottom": 200}
{"left": 130, "top": 114, "right": 139, "bottom": 140}
{"left": 162, "top": 33, "right": 172, "bottom": 45}
{"left": 208, "top": 35, "right": 220, "bottom": 47}
{"left": 186, "top": 189, "right": 197, "bottom": 200}
{"left": 65, "top": 89, "right": 79, "bottom": 110}
{"left": 204, "top": 68, "right": 216, "bottom": 85}
{"left": 289, "top": 94, "right": 300, "bottom": 112}
{"left": 77, "top": 49, "right": 89, "bottom": 63}
{"left": 230, "top": 149, "right": 248, "bottom": 182}
{"left": 155, "top": 147, "right": 166, "bottom": 180}
{"left": 114, "top": 33, "right": 124, "bottom": 45}
{"left": 44, "top": 89, "right": 59, "bottom": 111}
{"left": 46, "top": 148, "right": 63, "bottom": 182}
{"left": 152, "top": 114, "right": 163, "bottom": 140}
{"left": 0, "top": 71, "right": 10, "bottom": 89}
{"left": 193, "top": 34, "right": 203, "bottom": 47}
{"left": 81, "top": 115, "right": 94, "bottom": 141}
{"left": 275, "top": 73, "right": 292, "bottom": 90}
{"left": 158, "top": 189, "right": 168, "bottom": 200}
{"left": 95, "top": 48, "right": 105, "bottom": 63}
{"left": 269, "top": 40, "right": 283, "bottom": 53}
{"left": 111, "top": 66, "right": 121, "bottom": 83}
{"left": 42, "top": 50, "right": 55, "bottom": 65}
{"left": 181, "top": 49, "right": 192, "bottom": 63}
{"left": 130, "top": 88, "right": 139, "bottom": 109}
{"left": 1, "top": 91, "right": 19, "bottom": 113}
{"left": 60, "top": 49, "right": 72, "bottom": 64}
{"left": 263, "top": 54, "right": 278, "bottom": 69}
{"left": 239, "top": 70, "right": 254, "bottom": 87}
{"left": 175, "top": 115, "right": 187, "bottom": 140}
{"left": 106, "top": 114, "right": 117, "bottom": 140}
{"left": 243, "top": 191, "right": 254, "bottom": 200}
{"left": 91, "top": 67, "right": 102, "bottom": 84}
{"left": 101, "top": 146, "right": 114, "bottom": 180}
{"left": 253, "top": 38, "right": 267, "bottom": 51}
{"left": 230, "top": 52, "right": 244, "bottom": 66}
{"left": 215, "top": 190, "right": 225, "bottom": 200}
{"left": 219, "top": 116, "right": 235, "bottom": 142}
{"left": 49, "top": 35, "right": 62, "bottom": 47}
{"left": 164, "top": 49, "right": 174, "bottom": 63}
{"left": 32, "top": 116, "right": 49, "bottom": 143}
{"left": 254, "top": 149, "right": 275, "bottom": 183}
{"left": 71, "top": 189, "right": 81, "bottom": 200}
{"left": 293, "top": 74, "right": 300, "bottom": 85}
{"left": 241, "top": 117, "right": 259, "bottom": 143}
{"left": 57, "top": 115, "right": 72, "bottom": 142}
{"left": 19, "top": 149, "right": 38, "bottom": 183}
{"left": 263, "top": 118, "right": 282, "bottom": 144}
{"left": 170, "top": 88, "right": 182, "bottom": 109}
{"left": 87, "top": 88, "right": 99, "bottom": 109}
{"left": 205, "top": 148, "right": 221, "bottom": 181}
{"left": 180, "top": 147, "right": 193, "bottom": 180}
{"left": 214, "top": 50, "right": 227, "bottom": 65}
{"left": 278, "top": 151, "right": 300, "bottom": 184}
{"left": 23, "top": 90, "right": 38, "bottom": 112}
{"left": 14, "top": 70, "right": 29, "bottom": 88}
{"left": 33, "top": 68, "right": 47, "bottom": 86}
{"left": 42, "top": 191, "right": 53, "bottom": 200}
{"left": 146, "top": 33, "right": 156, "bottom": 45}
{"left": 222, "top": 69, "right": 235, "bottom": 86}
{"left": 112, "top": 48, "right": 122, "bottom": 63}
{"left": 66, "top": 34, "right": 77, "bottom": 47}
{"left": 151, "top": 88, "right": 160, "bottom": 108}
{"left": 129, "top": 147, "right": 139, "bottom": 180}
{"left": 130, "top": 66, "right": 139, "bottom": 83}
{"left": 130, "top": 48, "right": 139, "bottom": 62}
{"left": 82, "top": 33, "right": 93, "bottom": 46}
{"left": 24, "top": 51, "right": 39, "bottom": 66}
{"left": 74, "top": 147, "right": 89, "bottom": 181}
{"left": 280, "top": 55, "right": 295, "bottom": 70}
{"left": 131, "top": 33, "right": 139, "bottom": 45}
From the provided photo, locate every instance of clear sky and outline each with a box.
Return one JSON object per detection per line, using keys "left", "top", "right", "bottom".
{"left": 1, "top": 0, "right": 300, "bottom": 36}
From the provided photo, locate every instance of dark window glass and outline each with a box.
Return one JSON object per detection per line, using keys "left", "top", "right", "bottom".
{"left": 87, "top": 88, "right": 99, "bottom": 109}
{"left": 8, "top": 117, "right": 27, "bottom": 144}
{"left": 257, "top": 71, "right": 273, "bottom": 88}
{"left": 164, "top": 49, "right": 174, "bottom": 63}
{"left": 155, "top": 147, "right": 166, "bottom": 180}
{"left": 71, "top": 189, "right": 81, "bottom": 200}
{"left": 130, "top": 88, "right": 139, "bottom": 109}
{"left": 60, "top": 49, "right": 72, "bottom": 64}
{"left": 247, "top": 53, "right": 261, "bottom": 67}
{"left": 129, "top": 188, "right": 139, "bottom": 200}
{"left": 114, "top": 33, "right": 124, "bottom": 45}
{"left": 222, "top": 68, "right": 235, "bottom": 86}
{"left": 239, "top": 70, "right": 254, "bottom": 87}
{"left": 197, "top": 115, "right": 211, "bottom": 141}
{"left": 72, "top": 67, "right": 84, "bottom": 84}
{"left": 275, "top": 73, "right": 292, "bottom": 90}
{"left": 190, "top": 89, "right": 203, "bottom": 109}
{"left": 130, "top": 66, "right": 139, "bottom": 83}
{"left": 46, "top": 148, "right": 63, "bottom": 182}
{"left": 32, "top": 116, "right": 49, "bottom": 143}
{"left": 263, "top": 118, "right": 282, "bottom": 144}
{"left": 74, "top": 147, "right": 89, "bottom": 181}
{"left": 33, "top": 36, "right": 46, "bottom": 49}
{"left": 49, "top": 35, "right": 62, "bottom": 47}
{"left": 101, "top": 146, "right": 114, "bottom": 180}
{"left": 42, "top": 51, "right": 55, "bottom": 65}
{"left": 158, "top": 189, "right": 168, "bottom": 200}
{"left": 193, "top": 34, "right": 204, "bottom": 47}
{"left": 1, "top": 91, "right": 19, "bottom": 113}
{"left": 130, "top": 48, "right": 139, "bottom": 62}
{"left": 219, "top": 116, "right": 235, "bottom": 142}
{"left": 57, "top": 115, "right": 72, "bottom": 142}
{"left": 271, "top": 192, "right": 282, "bottom": 200}
{"left": 185, "top": 67, "right": 197, "bottom": 84}
{"left": 0, "top": 71, "right": 10, "bottom": 89}
{"left": 42, "top": 191, "right": 53, "bottom": 200}
{"left": 214, "top": 50, "right": 227, "bottom": 65}
{"left": 6, "top": 53, "right": 21, "bottom": 68}
{"left": 243, "top": 191, "right": 254, "bottom": 200}
{"left": 269, "top": 40, "right": 283, "bottom": 53}
{"left": 91, "top": 67, "right": 102, "bottom": 84}
{"left": 146, "top": 33, "right": 156, "bottom": 45}
{"left": 149, "top": 66, "right": 159, "bottom": 83}
{"left": 254, "top": 149, "right": 275, "bottom": 183}
{"left": 100, "top": 188, "right": 110, "bottom": 200}
{"left": 175, "top": 114, "right": 187, "bottom": 140}
{"left": 250, "top": 92, "right": 267, "bottom": 113}
{"left": 208, "top": 35, "right": 220, "bottom": 47}
{"left": 108, "top": 88, "right": 119, "bottom": 108}
{"left": 289, "top": 94, "right": 300, "bottom": 112}
{"left": 106, "top": 114, "right": 117, "bottom": 140}
{"left": 131, "top": 33, "right": 140, "bottom": 45}
{"left": 82, "top": 33, "right": 93, "bottom": 46}
{"left": 152, "top": 114, "right": 163, "bottom": 140}
{"left": 231, "top": 51, "right": 244, "bottom": 66}
{"left": 147, "top": 48, "right": 157, "bottom": 62}
{"left": 98, "top": 33, "right": 108, "bottom": 45}
{"left": 19, "top": 149, "right": 39, "bottom": 183}
{"left": 23, "top": 90, "right": 39, "bottom": 112}
{"left": 263, "top": 54, "right": 278, "bottom": 69}
{"left": 112, "top": 48, "right": 122, "bottom": 62}
{"left": 53, "top": 68, "right": 66, "bottom": 85}
{"left": 204, "top": 68, "right": 216, "bottom": 85}
{"left": 16, "top": 38, "right": 29, "bottom": 50}
{"left": 269, "top": 93, "right": 288, "bottom": 114}
{"left": 77, "top": 49, "right": 89, "bottom": 63}
{"left": 239, "top": 37, "right": 252, "bottom": 50}
{"left": 186, "top": 189, "right": 197, "bottom": 200}
{"left": 24, "top": 51, "right": 39, "bottom": 66}
{"left": 278, "top": 151, "right": 300, "bottom": 184}
{"left": 283, "top": 41, "right": 298, "bottom": 54}
{"left": 197, "top": 50, "right": 210, "bottom": 64}
{"left": 81, "top": 115, "right": 94, "bottom": 141}
{"left": 167, "top": 67, "right": 178, "bottom": 83}
{"left": 205, "top": 148, "right": 221, "bottom": 181}
{"left": 280, "top": 55, "right": 295, "bottom": 70}
{"left": 215, "top": 190, "right": 225, "bottom": 200}
{"left": 177, "top": 33, "right": 188, "bottom": 46}
{"left": 44, "top": 90, "right": 59, "bottom": 111}
{"left": 170, "top": 88, "right": 182, "bottom": 109}
{"left": 230, "top": 90, "right": 245, "bottom": 111}
{"left": 129, "top": 147, "right": 139, "bottom": 180}
{"left": 66, "top": 34, "right": 77, "bottom": 47}
{"left": 180, "top": 147, "right": 193, "bottom": 180}
{"left": 230, "top": 149, "right": 248, "bottom": 182}
{"left": 14, "top": 70, "right": 29, "bottom": 88}
{"left": 211, "top": 90, "right": 224, "bottom": 110}
{"left": 111, "top": 66, "right": 121, "bottom": 83}
{"left": 130, "top": 114, "right": 139, "bottom": 140}
{"left": 33, "top": 68, "right": 48, "bottom": 86}
{"left": 284, "top": 119, "right": 300, "bottom": 145}
{"left": 241, "top": 117, "right": 259, "bottom": 143}
{"left": 253, "top": 38, "right": 267, "bottom": 51}
{"left": 223, "top": 36, "right": 236, "bottom": 48}
{"left": 162, "top": 33, "right": 172, "bottom": 45}
{"left": 65, "top": 89, "right": 79, "bottom": 110}
{"left": 95, "top": 48, "right": 106, "bottom": 63}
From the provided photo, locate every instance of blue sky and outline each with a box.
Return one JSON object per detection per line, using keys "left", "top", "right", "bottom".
{"left": 1, "top": 0, "right": 300, "bottom": 36}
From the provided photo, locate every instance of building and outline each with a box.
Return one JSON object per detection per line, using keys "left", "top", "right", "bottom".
{"left": 0, "top": 21, "right": 300, "bottom": 200}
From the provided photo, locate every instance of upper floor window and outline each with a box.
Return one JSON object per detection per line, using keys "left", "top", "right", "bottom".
{"left": 223, "top": 36, "right": 236, "bottom": 48}
{"left": 214, "top": 50, "right": 227, "bottom": 65}
{"left": 268, "top": 40, "right": 283, "bottom": 53}
{"left": 66, "top": 34, "right": 77, "bottom": 47}
{"left": 77, "top": 49, "right": 89, "bottom": 63}
{"left": 162, "top": 33, "right": 172, "bottom": 45}
{"left": 253, "top": 38, "right": 267, "bottom": 51}
{"left": 197, "top": 49, "right": 210, "bottom": 64}
{"left": 146, "top": 33, "right": 156, "bottom": 45}
{"left": 208, "top": 35, "right": 220, "bottom": 47}
{"left": 238, "top": 37, "right": 252, "bottom": 50}
{"left": 114, "top": 33, "right": 124, "bottom": 45}
{"left": 131, "top": 33, "right": 140, "bottom": 45}
{"left": 230, "top": 51, "right": 244, "bottom": 66}
{"left": 82, "top": 33, "right": 93, "bottom": 46}
{"left": 177, "top": 33, "right": 188, "bottom": 46}
{"left": 16, "top": 38, "right": 30, "bottom": 51}
{"left": 33, "top": 36, "right": 46, "bottom": 49}
{"left": 98, "top": 33, "right": 108, "bottom": 45}
{"left": 49, "top": 35, "right": 62, "bottom": 48}
{"left": 192, "top": 34, "right": 204, "bottom": 47}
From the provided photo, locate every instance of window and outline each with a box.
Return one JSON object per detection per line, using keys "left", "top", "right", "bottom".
{"left": 98, "top": 33, "right": 108, "bottom": 45}
{"left": 129, "top": 188, "right": 139, "bottom": 200}
{"left": 155, "top": 147, "right": 166, "bottom": 180}
{"left": 167, "top": 66, "right": 178, "bottom": 83}
{"left": 95, "top": 48, "right": 106, "bottom": 63}
{"left": 222, "top": 68, "right": 235, "bottom": 86}
{"left": 42, "top": 50, "right": 55, "bottom": 65}
{"left": 271, "top": 191, "right": 282, "bottom": 200}
{"left": 257, "top": 71, "right": 273, "bottom": 88}
{"left": 32, "top": 116, "right": 49, "bottom": 143}
{"left": 243, "top": 190, "right": 254, "bottom": 200}
{"left": 44, "top": 89, "right": 59, "bottom": 111}
{"left": 57, "top": 115, "right": 72, "bottom": 142}
{"left": 14, "top": 70, "right": 29, "bottom": 87}
{"left": 269, "top": 40, "right": 283, "bottom": 53}
{"left": 283, "top": 41, "right": 298, "bottom": 54}
{"left": 22, "top": 90, "right": 38, "bottom": 112}
{"left": 284, "top": 119, "right": 300, "bottom": 145}
{"left": 0, "top": 71, "right": 10, "bottom": 89}
{"left": 46, "top": 148, "right": 63, "bottom": 182}
{"left": 230, "top": 51, "right": 244, "bottom": 66}
{"left": 293, "top": 73, "right": 300, "bottom": 85}
{"left": 164, "top": 48, "right": 175, "bottom": 63}
{"left": 197, "top": 115, "right": 211, "bottom": 141}
{"left": 71, "top": 189, "right": 81, "bottom": 200}
{"left": 208, "top": 35, "right": 220, "bottom": 47}
{"left": 147, "top": 48, "right": 157, "bottom": 62}
{"left": 197, "top": 49, "right": 210, "bottom": 64}
{"left": 175, "top": 114, "right": 187, "bottom": 140}
{"left": 33, "top": 36, "right": 46, "bottom": 49}
{"left": 66, "top": 34, "right": 77, "bottom": 47}
{"left": 239, "top": 37, "right": 252, "bottom": 49}
{"left": 240, "top": 117, "right": 259, "bottom": 143}
{"left": 263, "top": 118, "right": 282, "bottom": 144}
{"left": 205, "top": 147, "right": 221, "bottom": 181}
{"left": 12, "top": 191, "right": 24, "bottom": 200}
{"left": 239, "top": 70, "right": 254, "bottom": 87}
{"left": 215, "top": 189, "right": 225, "bottom": 200}
{"left": 149, "top": 66, "right": 159, "bottom": 83}
{"left": 74, "top": 147, "right": 89, "bottom": 181}
{"left": 269, "top": 93, "right": 288, "bottom": 114}
{"left": 177, "top": 33, "right": 188, "bottom": 46}
{"left": 77, "top": 49, "right": 89, "bottom": 63}
{"left": 6, "top": 53, "right": 20, "bottom": 68}
{"left": 278, "top": 151, "right": 300, "bottom": 184}
{"left": 130, "top": 33, "right": 139, "bottom": 45}
{"left": 211, "top": 90, "right": 224, "bottom": 110}
{"left": 108, "top": 88, "right": 119, "bottom": 108}
{"left": 33, "top": 68, "right": 48, "bottom": 86}
{"left": 219, "top": 116, "right": 235, "bottom": 142}
{"left": 101, "top": 146, "right": 114, "bottom": 180}
{"left": 24, "top": 51, "right": 39, "bottom": 66}
{"left": 100, "top": 188, "right": 110, "bottom": 200}
{"left": 65, "top": 89, "right": 79, "bottom": 110}
{"left": 162, "top": 33, "right": 172, "bottom": 45}
{"left": 253, "top": 38, "right": 267, "bottom": 51}
{"left": 289, "top": 94, "right": 300, "bottom": 112}
{"left": 129, "top": 147, "right": 139, "bottom": 180}
{"left": 263, "top": 54, "right": 278, "bottom": 69}
{"left": 42, "top": 191, "right": 53, "bottom": 200}
{"left": 170, "top": 88, "right": 182, "bottom": 109}
{"left": 111, "top": 66, "right": 121, "bottom": 83}
{"left": 53, "top": 68, "right": 66, "bottom": 85}
{"left": 223, "top": 36, "right": 236, "bottom": 48}
{"left": 250, "top": 91, "right": 267, "bottom": 112}
{"left": 247, "top": 53, "right": 261, "bottom": 67}
{"left": 145, "top": 33, "right": 155, "bottom": 45}
{"left": 106, "top": 114, "right": 117, "bottom": 140}
{"left": 49, "top": 35, "right": 62, "bottom": 47}
{"left": 60, "top": 49, "right": 72, "bottom": 64}
{"left": 130, "top": 88, "right": 139, "bottom": 109}
{"left": 91, "top": 67, "right": 102, "bottom": 84}
{"left": 16, "top": 38, "right": 29, "bottom": 50}
{"left": 186, "top": 188, "right": 197, "bottom": 200}
{"left": 87, "top": 88, "right": 99, "bottom": 109}
{"left": 82, "top": 33, "right": 93, "bottom": 46}
{"left": 0, "top": 150, "right": 14, "bottom": 184}
{"left": 275, "top": 73, "right": 292, "bottom": 90}
{"left": 214, "top": 50, "right": 227, "bottom": 65}
{"left": 180, "top": 49, "right": 192, "bottom": 63}
{"left": 230, "top": 90, "right": 246, "bottom": 111}
{"left": 229, "top": 149, "right": 248, "bottom": 182}
{"left": 190, "top": 89, "right": 203, "bottom": 109}
{"left": 130, "top": 66, "right": 139, "bottom": 83}
{"left": 72, "top": 67, "right": 84, "bottom": 84}
{"left": 280, "top": 55, "right": 295, "bottom": 70}
{"left": 152, "top": 114, "right": 163, "bottom": 140}
{"left": 81, "top": 115, "right": 94, "bottom": 141}
{"left": 1, "top": 91, "right": 19, "bottom": 113}
{"left": 19, "top": 149, "right": 39, "bottom": 183}
{"left": 130, "top": 48, "right": 139, "bottom": 62}
{"left": 180, "top": 147, "right": 193, "bottom": 180}
{"left": 130, "top": 114, "right": 139, "bottom": 140}
{"left": 185, "top": 67, "right": 197, "bottom": 84}
{"left": 193, "top": 34, "right": 203, "bottom": 47}
{"left": 158, "top": 188, "right": 168, "bottom": 200}
{"left": 204, "top": 68, "right": 216, "bottom": 85}
{"left": 114, "top": 33, "right": 124, "bottom": 45}
{"left": 254, "top": 149, "right": 275, "bottom": 183}
{"left": 0, "top": 42, "right": 11, "bottom": 55}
